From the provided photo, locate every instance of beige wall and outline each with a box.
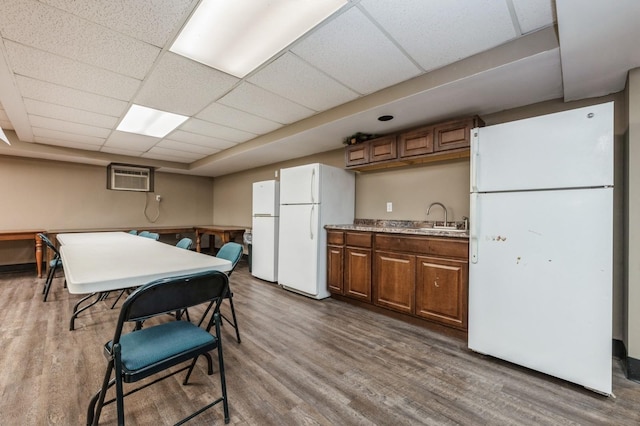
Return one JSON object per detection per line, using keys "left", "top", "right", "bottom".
{"left": 0, "top": 156, "right": 213, "bottom": 264}
{"left": 626, "top": 68, "right": 640, "bottom": 357}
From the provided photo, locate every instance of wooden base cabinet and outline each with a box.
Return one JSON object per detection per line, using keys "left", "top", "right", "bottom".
{"left": 327, "top": 229, "right": 469, "bottom": 333}
{"left": 374, "top": 251, "right": 415, "bottom": 314}
{"left": 415, "top": 256, "right": 468, "bottom": 329}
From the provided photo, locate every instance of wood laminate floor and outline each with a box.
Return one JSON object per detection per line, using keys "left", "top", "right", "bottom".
{"left": 1, "top": 262, "right": 639, "bottom": 425}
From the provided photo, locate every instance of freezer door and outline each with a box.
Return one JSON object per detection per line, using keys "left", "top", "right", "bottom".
{"left": 252, "top": 180, "right": 279, "bottom": 216}
{"left": 251, "top": 216, "right": 278, "bottom": 282}
{"left": 277, "top": 203, "right": 326, "bottom": 297}
{"left": 471, "top": 102, "right": 613, "bottom": 192}
{"left": 468, "top": 187, "right": 612, "bottom": 394}
{"left": 280, "top": 163, "right": 320, "bottom": 205}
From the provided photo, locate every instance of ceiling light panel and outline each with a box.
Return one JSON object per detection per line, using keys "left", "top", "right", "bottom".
{"left": 117, "top": 104, "right": 188, "bottom": 138}
{"left": 170, "top": 0, "right": 347, "bottom": 78}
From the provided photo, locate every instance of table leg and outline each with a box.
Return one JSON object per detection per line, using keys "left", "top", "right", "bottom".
{"left": 195, "top": 230, "right": 202, "bottom": 253}
{"left": 70, "top": 292, "right": 108, "bottom": 331}
{"left": 34, "top": 234, "right": 43, "bottom": 278}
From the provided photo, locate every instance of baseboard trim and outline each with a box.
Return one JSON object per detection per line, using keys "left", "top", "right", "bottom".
{"left": 0, "top": 262, "right": 38, "bottom": 274}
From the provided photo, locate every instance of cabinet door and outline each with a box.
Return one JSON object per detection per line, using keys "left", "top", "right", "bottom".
{"left": 374, "top": 251, "right": 415, "bottom": 314}
{"left": 345, "top": 247, "right": 372, "bottom": 302}
{"left": 399, "top": 126, "right": 433, "bottom": 158}
{"left": 369, "top": 136, "right": 397, "bottom": 162}
{"left": 345, "top": 143, "right": 369, "bottom": 167}
{"left": 434, "top": 119, "right": 472, "bottom": 152}
{"left": 327, "top": 245, "right": 344, "bottom": 294}
{"left": 415, "top": 256, "right": 468, "bottom": 330}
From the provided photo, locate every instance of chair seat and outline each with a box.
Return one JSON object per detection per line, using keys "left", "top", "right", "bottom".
{"left": 106, "top": 321, "right": 217, "bottom": 381}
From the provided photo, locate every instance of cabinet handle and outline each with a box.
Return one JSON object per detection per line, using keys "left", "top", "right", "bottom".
{"left": 434, "top": 281, "right": 439, "bottom": 287}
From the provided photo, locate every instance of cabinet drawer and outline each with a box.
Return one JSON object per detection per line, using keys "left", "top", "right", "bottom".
{"left": 399, "top": 126, "right": 433, "bottom": 158}
{"left": 346, "top": 231, "right": 372, "bottom": 248}
{"left": 375, "top": 234, "right": 468, "bottom": 258}
{"left": 369, "top": 136, "right": 397, "bottom": 162}
{"left": 327, "top": 231, "right": 344, "bottom": 245}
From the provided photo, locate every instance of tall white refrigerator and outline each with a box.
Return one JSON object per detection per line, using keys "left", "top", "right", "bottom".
{"left": 278, "top": 163, "right": 355, "bottom": 299}
{"left": 468, "top": 102, "right": 614, "bottom": 395}
{"left": 251, "top": 180, "right": 279, "bottom": 282}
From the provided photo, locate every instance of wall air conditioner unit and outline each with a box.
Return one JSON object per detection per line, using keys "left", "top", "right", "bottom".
{"left": 107, "top": 163, "right": 154, "bottom": 192}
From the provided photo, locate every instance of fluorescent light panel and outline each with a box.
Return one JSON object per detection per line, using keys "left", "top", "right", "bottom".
{"left": 117, "top": 104, "right": 188, "bottom": 138}
{"left": 170, "top": 0, "right": 347, "bottom": 78}
{"left": 0, "top": 126, "right": 10, "bottom": 145}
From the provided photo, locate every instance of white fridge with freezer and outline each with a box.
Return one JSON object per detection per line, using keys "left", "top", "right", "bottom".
{"left": 251, "top": 180, "right": 279, "bottom": 282}
{"left": 278, "top": 163, "right": 355, "bottom": 299}
{"left": 468, "top": 102, "right": 614, "bottom": 395}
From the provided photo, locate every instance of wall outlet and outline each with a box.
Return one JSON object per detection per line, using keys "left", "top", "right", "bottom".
{"left": 386, "top": 202, "right": 393, "bottom": 212}
{"left": 155, "top": 194, "right": 162, "bottom": 202}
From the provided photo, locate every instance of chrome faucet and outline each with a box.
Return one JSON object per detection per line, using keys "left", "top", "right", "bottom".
{"left": 427, "top": 202, "right": 447, "bottom": 227}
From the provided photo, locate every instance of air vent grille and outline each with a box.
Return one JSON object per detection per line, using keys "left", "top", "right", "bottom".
{"left": 107, "top": 164, "right": 154, "bottom": 192}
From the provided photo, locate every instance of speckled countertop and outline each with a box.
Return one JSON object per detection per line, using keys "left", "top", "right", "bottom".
{"left": 325, "top": 219, "right": 469, "bottom": 239}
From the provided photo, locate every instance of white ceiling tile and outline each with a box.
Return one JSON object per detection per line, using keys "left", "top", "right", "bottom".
{"left": 24, "top": 99, "right": 117, "bottom": 129}
{"left": 135, "top": 53, "right": 239, "bottom": 116}
{"left": 5, "top": 41, "right": 140, "bottom": 101}
{"left": 141, "top": 150, "right": 194, "bottom": 163}
{"left": 100, "top": 146, "right": 144, "bottom": 157}
{"left": 34, "top": 136, "right": 101, "bottom": 151}
{"left": 360, "top": 0, "right": 517, "bottom": 72}
{"left": 196, "top": 103, "right": 282, "bottom": 134}
{"left": 291, "top": 7, "right": 422, "bottom": 94}
{"left": 218, "top": 83, "right": 315, "bottom": 124}
{"left": 41, "top": 0, "right": 194, "bottom": 47}
{"left": 0, "top": 0, "right": 160, "bottom": 79}
{"left": 169, "top": 130, "right": 237, "bottom": 150}
{"left": 144, "top": 146, "right": 202, "bottom": 161}
{"left": 32, "top": 128, "right": 105, "bottom": 145}
{"left": 511, "top": 0, "right": 556, "bottom": 34}
{"left": 29, "top": 115, "right": 111, "bottom": 138}
{"left": 248, "top": 52, "right": 359, "bottom": 111}
{"left": 104, "top": 130, "right": 159, "bottom": 151}
{"left": 158, "top": 139, "right": 219, "bottom": 155}
{"left": 180, "top": 118, "right": 256, "bottom": 143}
{"left": 16, "top": 76, "right": 128, "bottom": 117}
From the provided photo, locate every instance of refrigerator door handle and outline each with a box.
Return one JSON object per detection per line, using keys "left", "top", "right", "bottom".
{"left": 470, "top": 192, "right": 478, "bottom": 264}
{"left": 470, "top": 129, "right": 480, "bottom": 193}
{"left": 310, "top": 204, "right": 315, "bottom": 240}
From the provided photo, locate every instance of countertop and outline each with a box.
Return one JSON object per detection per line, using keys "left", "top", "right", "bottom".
{"left": 325, "top": 219, "right": 469, "bottom": 239}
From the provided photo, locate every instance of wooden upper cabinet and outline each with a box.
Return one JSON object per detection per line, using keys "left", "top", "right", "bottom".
{"left": 433, "top": 117, "right": 484, "bottom": 152}
{"left": 369, "top": 135, "right": 397, "bottom": 162}
{"left": 399, "top": 126, "right": 434, "bottom": 158}
{"left": 345, "top": 143, "right": 369, "bottom": 167}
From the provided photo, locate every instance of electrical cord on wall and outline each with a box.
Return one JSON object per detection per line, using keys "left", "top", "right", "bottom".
{"left": 144, "top": 193, "right": 161, "bottom": 223}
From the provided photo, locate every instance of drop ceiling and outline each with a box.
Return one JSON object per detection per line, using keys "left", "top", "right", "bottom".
{"left": 0, "top": 0, "right": 638, "bottom": 177}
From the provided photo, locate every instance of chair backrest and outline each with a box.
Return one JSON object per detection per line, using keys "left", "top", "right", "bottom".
{"left": 128, "top": 230, "right": 138, "bottom": 235}
{"left": 176, "top": 237, "right": 193, "bottom": 250}
{"left": 215, "top": 242, "right": 243, "bottom": 276}
{"left": 38, "top": 233, "right": 60, "bottom": 258}
{"left": 114, "top": 270, "right": 229, "bottom": 342}
{"left": 139, "top": 231, "right": 159, "bottom": 241}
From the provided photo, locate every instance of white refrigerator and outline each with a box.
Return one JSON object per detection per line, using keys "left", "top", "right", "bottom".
{"left": 468, "top": 102, "right": 614, "bottom": 395}
{"left": 278, "top": 163, "right": 355, "bottom": 299}
{"left": 251, "top": 180, "right": 279, "bottom": 282}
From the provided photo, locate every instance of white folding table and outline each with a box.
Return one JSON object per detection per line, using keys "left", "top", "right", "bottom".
{"left": 58, "top": 232, "right": 232, "bottom": 330}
